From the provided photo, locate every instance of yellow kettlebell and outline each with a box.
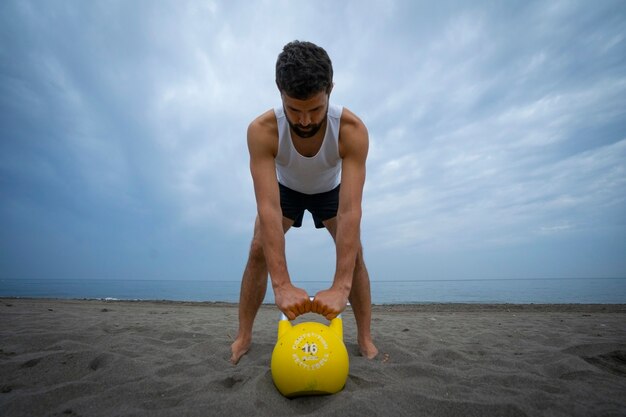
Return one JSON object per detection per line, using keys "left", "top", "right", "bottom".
{"left": 271, "top": 308, "right": 349, "bottom": 397}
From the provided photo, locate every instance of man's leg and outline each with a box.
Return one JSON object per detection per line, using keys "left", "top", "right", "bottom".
{"left": 230, "top": 216, "right": 293, "bottom": 364}
{"left": 322, "top": 218, "right": 378, "bottom": 359}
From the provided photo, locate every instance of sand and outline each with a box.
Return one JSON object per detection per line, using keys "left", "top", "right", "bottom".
{"left": 1, "top": 299, "right": 625, "bottom": 417}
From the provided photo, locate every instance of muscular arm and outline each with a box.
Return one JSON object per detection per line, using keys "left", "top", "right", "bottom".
{"left": 334, "top": 118, "right": 368, "bottom": 293}
{"left": 312, "top": 109, "right": 369, "bottom": 318}
{"left": 247, "top": 114, "right": 309, "bottom": 319}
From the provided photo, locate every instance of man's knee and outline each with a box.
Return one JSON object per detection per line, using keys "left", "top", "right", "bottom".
{"left": 247, "top": 216, "right": 292, "bottom": 265}
{"left": 355, "top": 245, "right": 367, "bottom": 269}
{"left": 248, "top": 235, "right": 265, "bottom": 264}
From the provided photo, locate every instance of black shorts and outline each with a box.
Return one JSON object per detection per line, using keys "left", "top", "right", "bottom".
{"left": 279, "top": 183, "right": 340, "bottom": 228}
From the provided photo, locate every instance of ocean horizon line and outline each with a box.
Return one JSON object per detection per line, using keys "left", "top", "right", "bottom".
{"left": 2, "top": 296, "right": 625, "bottom": 307}
{"left": 2, "top": 277, "right": 625, "bottom": 282}
{"left": 2, "top": 277, "right": 625, "bottom": 304}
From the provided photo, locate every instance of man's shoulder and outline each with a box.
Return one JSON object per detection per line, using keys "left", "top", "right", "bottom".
{"left": 248, "top": 109, "right": 278, "bottom": 137}
{"left": 337, "top": 106, "right": 368, "bottom": 159}
{"left": 339, "top": 107, "right": 368, "bottom": 140}
{"left": 248, "top": 109, "right": 278, "bottom": 134}
{"left": 247, "top": 109, "right": 279, "bottom": 155}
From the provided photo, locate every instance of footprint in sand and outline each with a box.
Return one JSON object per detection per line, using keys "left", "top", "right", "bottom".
{"left": 20, "top": 357, "right": 42, "bottom": 368}
{"left": 211, "top": 375, "right": 248, "bottom": 391}
{"left": 563, "top": 343, "right": 626, "bottom": 376}
{"left": 348, "top": 374, "right": 379, "bottom": 389}
{"left": 89, "top": 354, "right": 111, "bottom": 371}
{"left": 582, "top": 350, "right": 626, "bottom": 376}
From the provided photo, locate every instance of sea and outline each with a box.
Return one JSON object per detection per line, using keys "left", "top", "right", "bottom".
{"left": 1, "top": 277, "right": 625, "bottom": 304}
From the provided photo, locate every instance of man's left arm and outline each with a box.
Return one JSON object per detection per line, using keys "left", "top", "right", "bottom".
{"left": 312, "top": 111, "right": 368, "bottom": 319}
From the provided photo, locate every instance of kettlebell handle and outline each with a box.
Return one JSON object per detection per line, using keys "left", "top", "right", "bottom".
{"left": 279, "top": 311, "right": 343, "bottom": 321}
{"left": 278, "top": 296, "right": 345, "bottom": 321}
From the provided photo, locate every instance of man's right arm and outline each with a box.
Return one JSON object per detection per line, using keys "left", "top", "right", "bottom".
{"left": 247, "top": 116, "right": 310, "bottom": 320}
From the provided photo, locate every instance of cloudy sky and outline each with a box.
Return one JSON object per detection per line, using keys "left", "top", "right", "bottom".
{"left": 1, "top": 0, "right": 625, "bottom": 284}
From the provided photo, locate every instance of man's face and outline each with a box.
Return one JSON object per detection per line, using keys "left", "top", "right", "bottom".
{"left": 281, "top": 91, "right": 329, "bottom": 139}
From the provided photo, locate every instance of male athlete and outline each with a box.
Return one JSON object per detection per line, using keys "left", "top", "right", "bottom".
{"left": 230, "top": 41, "right": 378, "bottom": 364}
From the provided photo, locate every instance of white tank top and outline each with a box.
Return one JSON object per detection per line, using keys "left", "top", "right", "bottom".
{"left": 274, "top": 104, "right": 343, "bottom": 195}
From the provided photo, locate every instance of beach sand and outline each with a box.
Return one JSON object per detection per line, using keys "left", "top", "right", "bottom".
{"left": 1, "top": 299, "right": 625, "bottom": 417}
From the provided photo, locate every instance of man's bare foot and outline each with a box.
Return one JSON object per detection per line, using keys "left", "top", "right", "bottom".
{"left": 358, "top": 338, "right": 379, "bottom": 359}
{"left": 230, "top": 335, "right": 251, "bottom": 365}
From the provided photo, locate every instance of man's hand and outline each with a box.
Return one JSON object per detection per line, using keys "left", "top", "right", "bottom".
{"left": 311, "top": 287, "right": 349, "bottom": 320}
{"left": 274, "top": 284, "right": 311, "bottom": 320}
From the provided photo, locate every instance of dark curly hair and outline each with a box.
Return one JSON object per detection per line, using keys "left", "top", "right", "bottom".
{"left": 275, "top": 41, "right": 333, "bottom": 100}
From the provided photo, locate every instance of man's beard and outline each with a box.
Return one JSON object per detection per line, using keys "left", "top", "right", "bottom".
{"left": 286, "top": 113, "right": 327, "bottom": 139}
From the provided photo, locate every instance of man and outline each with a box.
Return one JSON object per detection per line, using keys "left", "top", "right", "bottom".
{"left": 230, "top": 41, "right": 378, "bottom": 364}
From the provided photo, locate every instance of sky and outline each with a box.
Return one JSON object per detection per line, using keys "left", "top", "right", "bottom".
{"left": 1, "top": 0, "right": 625, "bottom": 284}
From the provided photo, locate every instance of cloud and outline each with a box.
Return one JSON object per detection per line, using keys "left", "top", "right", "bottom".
{"left": 1, "top": 0, "right": 625, "bottom": 281}
{"left": 360, "top": 1, "right": 626, "bottom": 253}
